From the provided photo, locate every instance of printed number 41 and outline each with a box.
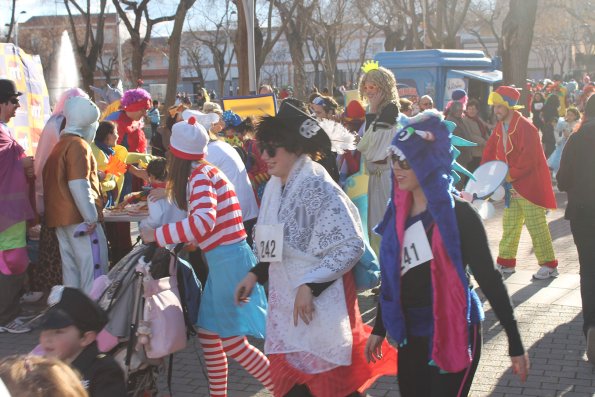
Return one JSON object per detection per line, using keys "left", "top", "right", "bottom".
{"left": 260, "top": 240, "right": 276, "bottom": 258}
{"left": 402, "top": 243, "right": 419, "bottom": 266}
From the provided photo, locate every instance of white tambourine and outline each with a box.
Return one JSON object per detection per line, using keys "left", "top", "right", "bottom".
{"left": 464, "top": 160, "right": 509, "bottom": 201}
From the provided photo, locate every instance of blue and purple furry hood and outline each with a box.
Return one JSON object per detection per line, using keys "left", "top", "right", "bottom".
{"left": 388, "top": 109, "right": 467, "bottom": 280}
{"left": 376, "top": 109, "right": 477, "bottom": 372}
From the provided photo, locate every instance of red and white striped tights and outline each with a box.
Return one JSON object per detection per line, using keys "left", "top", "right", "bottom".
{"left": 198, "top": 328, "right": 274, "bottom": 396}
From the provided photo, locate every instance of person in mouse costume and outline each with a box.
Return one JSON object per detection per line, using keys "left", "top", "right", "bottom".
{"left": 43, "top": 96, "right": 108, "bottom": 294}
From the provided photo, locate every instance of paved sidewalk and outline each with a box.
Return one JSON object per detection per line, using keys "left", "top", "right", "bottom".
{"left": 1, "top": 191, "right": 593, "bottom": 396}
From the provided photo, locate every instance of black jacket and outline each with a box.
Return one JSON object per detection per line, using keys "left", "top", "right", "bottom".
{"left": 71, "top": 342, "right": 127, "bottom": 397}
{"left": 556, "top": 118, "right": 595, "bottom": 221}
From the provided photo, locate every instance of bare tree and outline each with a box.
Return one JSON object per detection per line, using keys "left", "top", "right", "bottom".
{"left": 190, "top": 1, "right": 236, "bottom": 98}
{"left": 559, "top": 0, "right": 595, "bottom": 57}
{"left": 182, "top": 39, "right": 207, "bottom": 88}
{"left": 253, "top": 0, "right": 292, "bottom": 87}
{"left": 465, "top": 0, "right": 507, "bottom": 57}
{"left": 112, "top": 0, "right": 176, "bottom": 84}
{"left": 423, "top": 0, "right": 472, "bottom": 48}
{"left": 501, "top": 0, "right": 538, "bottom": 112}
{"left": 355, "top": 0, "right": 408, "bottom": 51}
{"left": 310, "top": 0, "right": 358, "bottom": 94}
{"left": 3, "top": 0, "right": 17, "bottom": 43}
{"left": 304, "top": 37, "right": 324, "bottom": 90}
{"left": 164, "top": 0, "right": 197, "bottom": 108}
{"left": 259, "top": 46, "right": 287, "bottom": 87}
{"left": 63, "top": 0, "right": 108, "bottom": 94}
{"left": 97, "top": 52, "right": 118, "bottom": 85}
{"left": 274, "top": 0, "right": 316, "bottom": 100}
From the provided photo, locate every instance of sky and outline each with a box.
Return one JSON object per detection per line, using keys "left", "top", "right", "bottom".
{"left": 1, "top": 0, "right": 231, "bottom": 38}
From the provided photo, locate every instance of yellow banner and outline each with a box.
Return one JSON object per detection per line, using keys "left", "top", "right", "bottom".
{"left": 343, "top": 89, "right": 360, "bottom": 107}
{"left": 0, "top": 43, "right": 51, "bottom": 155}
{"left": 222, "top": 94, "right": 277, "bottom": 118}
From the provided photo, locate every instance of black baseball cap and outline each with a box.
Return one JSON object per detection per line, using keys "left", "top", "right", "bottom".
{"left": 0, "top": 79, "right": 22, "bottom": 102}
{"left": 39, "top": 287, "right": 108, "bottom": 333}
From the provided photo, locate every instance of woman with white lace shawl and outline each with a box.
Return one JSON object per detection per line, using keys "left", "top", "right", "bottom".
{"left": 235, "top": 101, "right": 396, "bottom": 397}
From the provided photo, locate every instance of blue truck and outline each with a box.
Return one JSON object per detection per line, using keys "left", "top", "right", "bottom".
{"left": 375, "top": 49, "right": 502, "bottom": 112}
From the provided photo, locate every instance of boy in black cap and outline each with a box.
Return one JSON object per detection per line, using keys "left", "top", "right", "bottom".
{"left": 39, "top": 286, "right": 126, "bottom": 397}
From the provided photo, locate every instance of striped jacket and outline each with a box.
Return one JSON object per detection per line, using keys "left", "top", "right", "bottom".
{"left": 155, "top": 162, "right": 246, "bottom": 251}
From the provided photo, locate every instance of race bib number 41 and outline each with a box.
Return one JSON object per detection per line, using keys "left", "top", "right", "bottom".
{"left": 401, "top": 220, "right": 433, "bottom": 276}
{"left": 254, "top": 224, "right": 284, "bottom": 262}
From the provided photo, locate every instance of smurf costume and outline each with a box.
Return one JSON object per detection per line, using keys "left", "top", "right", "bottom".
{"left": 375, "top": 109, "right": 483, "bottom": 373}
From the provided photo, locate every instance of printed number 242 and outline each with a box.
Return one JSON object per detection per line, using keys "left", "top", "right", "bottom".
{"left": 260, "top": 240, "right": 276, "bottom": 258}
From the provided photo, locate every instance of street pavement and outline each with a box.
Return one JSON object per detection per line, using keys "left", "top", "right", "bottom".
{"left": 1, "top": 191, "right": 593, "bottom": 396}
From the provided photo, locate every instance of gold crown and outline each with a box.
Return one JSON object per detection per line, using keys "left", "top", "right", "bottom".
{"left": 361, "top": 60, "right": 379, "bottom": 73}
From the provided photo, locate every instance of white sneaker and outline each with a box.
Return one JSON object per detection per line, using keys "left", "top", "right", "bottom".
{"left": 496, "top": 264, "right": 516, "bottom": 274}
{"left": 0, "top": 319, "right": 31, "bottom": 334}
{"left": 587, "top": 327, "right": 595, "bottom": 365}
{"left": 532, "top": 266, "right": 559, "bottom": 280}
{"left": 20, "top": 291, "right": 43, "bottom": 303}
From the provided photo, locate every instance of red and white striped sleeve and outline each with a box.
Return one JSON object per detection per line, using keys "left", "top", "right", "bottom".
{"left": 155, "top": 170, "right": 217, "bottom": 246}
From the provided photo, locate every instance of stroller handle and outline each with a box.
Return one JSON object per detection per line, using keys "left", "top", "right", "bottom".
{"left": 143, "top": 242, "right": 158, "bottom": 262}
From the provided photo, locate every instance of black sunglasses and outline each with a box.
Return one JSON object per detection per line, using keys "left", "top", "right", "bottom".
{"left": 9, "top": 97, "right": 19, "bottom": 105}
{"left": 391, "top": 153, "right": 411, "bottom": 170}
{"left": 258, "top": 142, "right": 283, "bottom": 158}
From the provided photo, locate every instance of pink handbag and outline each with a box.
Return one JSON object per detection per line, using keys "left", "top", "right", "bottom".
{"left": 138, "top": 256, "right": 187, "bottom": 359}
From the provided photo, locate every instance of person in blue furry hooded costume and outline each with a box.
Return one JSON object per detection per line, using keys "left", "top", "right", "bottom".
{"left": 364, "top": 109, "right": 530, "bottom": 396}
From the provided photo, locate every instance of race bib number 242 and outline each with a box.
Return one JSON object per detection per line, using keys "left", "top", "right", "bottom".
{"left": 254, "top": 224, "right": 284, "bottom": 262}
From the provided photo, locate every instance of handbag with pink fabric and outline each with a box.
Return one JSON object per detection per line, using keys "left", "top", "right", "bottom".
{"left": 91, "top": 244, "right": 187, "bottom": 358}
{"left": 136, "top": 253, "right": 186, "bottom": 359}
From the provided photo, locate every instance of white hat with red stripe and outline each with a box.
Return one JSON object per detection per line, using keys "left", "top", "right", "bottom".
{"left": 169, "top": 116, "right": 209, "bottom": 160}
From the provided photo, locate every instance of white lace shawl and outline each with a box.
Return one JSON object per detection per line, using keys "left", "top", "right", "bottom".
{"left": 258, "top": 155, "right": 364, "bottom": 372}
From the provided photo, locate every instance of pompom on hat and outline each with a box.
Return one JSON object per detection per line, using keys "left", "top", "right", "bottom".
{"left": 121, "top": 88, "right": 152, "bottom": 112}
{"left": 488, "top": 86, "right": 524, "bottom": 110}
{"left": 169, "top": 117, "right": 209, "bottom": 160}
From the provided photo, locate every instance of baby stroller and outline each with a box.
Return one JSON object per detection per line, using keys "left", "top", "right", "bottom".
{"left": 91, "top": 242, "right": 201, "bottom": 396}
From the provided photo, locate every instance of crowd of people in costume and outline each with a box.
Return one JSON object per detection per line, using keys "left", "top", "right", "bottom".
{"left": 0, "top": 60, "right": 593, "bottom": 397}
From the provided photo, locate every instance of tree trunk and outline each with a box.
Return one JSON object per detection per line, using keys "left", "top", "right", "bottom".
{"left": 165, "top": 0, "right": 196, "bottom": 108}
{"left": 254, "top": 22, "right": 264, "bottom": 86}
{"left": 275, "top": 1, "right": 313, "bottom": 100}
{"left": 236, "top": 2, "right": 250, "bottom": 96}
{"left": 287, "top": 33, "right": 307, "bottom": 99}
{"left": 78, "top": 57, "right": 96, "bottom": 97}
{"left": 501, "top": 0, "right": 538, "bottom": 86}
{"left": 129, "top": 36, "right": 144, "bottom": 84}
{"left": 501, "top": 0, "right": 538, "bottom": 112}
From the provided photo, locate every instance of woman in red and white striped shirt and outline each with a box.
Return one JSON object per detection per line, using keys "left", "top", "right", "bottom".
{"left": 141, "top": 117, "right": 271, "bottom": 396}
